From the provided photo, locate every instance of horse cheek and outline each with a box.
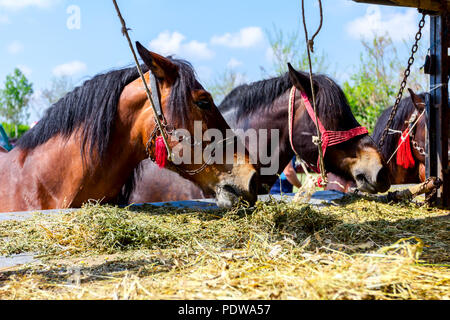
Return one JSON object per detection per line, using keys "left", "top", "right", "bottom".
{"left": 419, "top": 163, "right": 426, "bottom": 182}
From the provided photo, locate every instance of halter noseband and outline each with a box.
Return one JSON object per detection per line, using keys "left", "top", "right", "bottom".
{"left": 288, "top": 86, "right": 369, "bottom": 172}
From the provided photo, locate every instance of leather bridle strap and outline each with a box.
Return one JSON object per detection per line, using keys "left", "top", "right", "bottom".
{"left": 149, "top": 72, "right": 163, "bottom": 119}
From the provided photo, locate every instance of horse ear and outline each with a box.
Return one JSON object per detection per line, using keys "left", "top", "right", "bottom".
{"left": 408, "top": 88, "right": 425, "bottom": 112}
{"left": 287, "top": 63, "right": 316, "bottom": 99}
{"left": 136, "top": 41, "right": 178, "bottom": 81}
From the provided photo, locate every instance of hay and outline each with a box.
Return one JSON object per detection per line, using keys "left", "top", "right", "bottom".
{"left": 0, "top": 198, "right": 449, "bottom": 300}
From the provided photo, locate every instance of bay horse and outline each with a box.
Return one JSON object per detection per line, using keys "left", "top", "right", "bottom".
{"left": 0, "top": 43, "right": 258, "bottom": 213}
{"left": 327, "top": 89, "right": 450, "bottom": 192}
{"left": 129, "top": 64, "right": 391, "bottom": 203}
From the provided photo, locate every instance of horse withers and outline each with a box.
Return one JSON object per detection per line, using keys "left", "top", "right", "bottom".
{"left": 0, "top": 43, "right": 257, "bottom": 213}
{"left": 130, "top": 63, "right": 391, "bottom": 203}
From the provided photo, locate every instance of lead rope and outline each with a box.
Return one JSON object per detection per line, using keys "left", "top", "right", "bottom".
{"left": 111, "top": 0, "right": 172, "bottom": 159}
{"left": 289, "top": 87, "right": 321, "bottom": 203}
{"left": 301, "top": 0, "right": 327, "bottom": 187}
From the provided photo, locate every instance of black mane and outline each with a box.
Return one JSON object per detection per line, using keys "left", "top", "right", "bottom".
{"left": 17, "top": 58, "right": 198, "bottom": 162}
{"left": 372, "top": 93, "right": 426, "bottom": 158}
{"left": 219, "top": 71, "right": 359, "bottom": 130}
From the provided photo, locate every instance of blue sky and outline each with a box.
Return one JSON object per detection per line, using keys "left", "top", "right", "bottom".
{"left": 0, "top": 0, "right": 429, "bottom": 123}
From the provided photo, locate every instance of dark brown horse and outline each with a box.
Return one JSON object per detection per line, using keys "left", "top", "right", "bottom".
{"left": 130, "top": 64, "right": 391, "bottom": 203}
{"left": 327, "top": 89, "right": 450, "bottom": 192}
{"left": 0, "top": 43, "right": 258, "bottom": 213}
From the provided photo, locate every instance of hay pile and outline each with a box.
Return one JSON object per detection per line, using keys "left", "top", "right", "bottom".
{"left": 0, "top": 197, "right": 449, "bottom": 300}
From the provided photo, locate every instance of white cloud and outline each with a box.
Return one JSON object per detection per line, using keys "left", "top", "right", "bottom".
{"left": 183, "top": 40, "right": 214, "bottom": 60}
{"left": 148, "top": 30, "right": 214, "bottom": 60}
{"left": 227, "top": 58, "right": 243, "bottom": 69}
{"left": 211, "top": 27, "right": 264, "bottom": 48}
{"left": 346, "top": 6, "right": 420, "bottom": 42}
{"left": 149, "top": 31, "right": 184, "bottom": 56}
{"left": 0, "top": 0, "right": 59, "bottom": 10}
{"left": 7, "top": 41, "right": 24, "bottom": 54}
{"left": 52, "top": 61, "right": 87, "bottom": 77}
{"left": 17, "top": 64, "right": 32, "bottom": 77}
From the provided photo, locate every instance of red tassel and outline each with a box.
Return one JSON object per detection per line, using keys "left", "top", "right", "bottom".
{"left": 155, "top": 136, "right": 168, "bottom": 168}
{"left": 317, "top": 176, "right": 324, "bottom": 188}
{"left": 396, "top": 128, "right": 415, "bottom": 169}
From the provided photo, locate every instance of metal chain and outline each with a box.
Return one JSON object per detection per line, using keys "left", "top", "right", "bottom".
{"left": 424, "top": 177, "right": 441, "bottom": 203}
{"left": 379, "top": 13, "right": 426, "bottom": 147}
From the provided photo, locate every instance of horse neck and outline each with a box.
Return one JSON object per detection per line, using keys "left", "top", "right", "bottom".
{"left": 225, "top": 91, "right": 295, "bottom": 184}
{"left": 17, "top": 125, "right": 144, "bottom": 208}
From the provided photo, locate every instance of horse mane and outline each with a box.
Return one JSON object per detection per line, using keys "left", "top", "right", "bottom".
{"left": 17, "top": 57, "right": 198, "bottom": 162}
{"left": 219, "top": 71, "right": 359, "bottom": 130}
{"left": 372, "top": 93, "right": 426, "bottom": 158}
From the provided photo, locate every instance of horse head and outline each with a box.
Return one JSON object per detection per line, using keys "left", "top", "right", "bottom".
{"left": 288, "top": 64, "right": 390, "bottom": 193}
{"left": 130, "top": 43, "right": 258, "bottom": 207}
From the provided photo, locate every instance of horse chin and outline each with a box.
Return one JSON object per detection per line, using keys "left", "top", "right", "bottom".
{"left": 214, "top": 183, "right": 257, "bottom": 209}
{"left": 352, "top": 167, "right": 391, "bottom": 194}
{"left": 355, "top": 181, "right": 378, "bottom": 194}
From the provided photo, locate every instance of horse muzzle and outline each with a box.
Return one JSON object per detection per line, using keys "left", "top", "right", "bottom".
{"left": 353, "top": 166, "right": 391, "bottom": 194}
{"left": 214, "top": 171, "right": 258, "bottom": 208}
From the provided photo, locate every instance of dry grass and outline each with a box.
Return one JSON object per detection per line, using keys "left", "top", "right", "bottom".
{"left": 0, "top": 197, "right": 449, "bottom": 300}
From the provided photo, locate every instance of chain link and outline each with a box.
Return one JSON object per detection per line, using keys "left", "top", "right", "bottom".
{"left": 378, "top": 13, "right": 426, "bottom": 147}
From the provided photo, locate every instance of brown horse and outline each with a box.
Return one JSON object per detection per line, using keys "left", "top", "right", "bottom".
{"left": 0, "top": 43, "right": 257, "bottom": 213}
{"left": 327, "top": 89, "right": 450, "bottom": 192}
{"left": 129, "top": 64, "right": 391, "bottom": 203}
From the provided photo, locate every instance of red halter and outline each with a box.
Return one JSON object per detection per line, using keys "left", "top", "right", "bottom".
{"left": 289, "top": 86, "right": 368, "bottom": 171}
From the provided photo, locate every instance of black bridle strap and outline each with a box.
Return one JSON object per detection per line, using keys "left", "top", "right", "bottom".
{"left": 149, "top": 72, "right": 163, "bottom": 119}
{"left": 112, "top": 0, "right": 171, "bottom": 157}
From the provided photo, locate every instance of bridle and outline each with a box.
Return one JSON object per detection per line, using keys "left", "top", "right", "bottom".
{"left": 405, "top": 107, "right": 427, "bottom": 158}
{"left": 407, "top": 107, "right": 427, "bottom": 158}
{"left": 387, "top": 105, "right": 427, "bottom": 165}
{"left": 143, "top": 72, "right": 213, "bottom": 176}
{"left": 288, "top": 86, "right": 368, "bottom": 174}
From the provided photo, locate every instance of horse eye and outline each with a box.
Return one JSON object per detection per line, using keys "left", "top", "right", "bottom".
{"left": 195, "top": 100, "right": 211, "bottom": 110}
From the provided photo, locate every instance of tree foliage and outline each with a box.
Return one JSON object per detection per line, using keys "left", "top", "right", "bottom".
{"left": 264, "top": 26, "right": 330, "bottom": 76}
{"left": 41, "top": 76, "right": 74, "bottom": 106}
{"left": 0, "top": 68, "right": 34, "bottom": 137}
{"left": 343, "top": 34, "right": 427, "bottom": 132}
{"left": 208, "top": 69, "right": 246, "bottom": 104}
{"left": 29, "top": 76, "right": 74, "bottom": 120}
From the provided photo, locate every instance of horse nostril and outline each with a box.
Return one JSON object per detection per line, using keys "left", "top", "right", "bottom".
{"left": 355, "top": 173, "right": 367, "bottom": 183}
{"left": 376, "top": 167, "right": 389, "bottom": 185}
{"left": 248, "top": 172, "right": 259, "bottom": 195}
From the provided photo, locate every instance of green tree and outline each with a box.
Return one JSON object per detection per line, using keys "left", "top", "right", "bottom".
{"left": 30, "top": 76, "right": 74, "bottom": 120}
{"left": 264, "top": 25, "right": 330, "bottom": 76}
{"left": 208, "top": 69, "right": 246, "bottom": 104}
{"left": 0, "top": 68, "right": 34, "bottom": 137}
{"left": 42, "top": 75, "right": 74, "bottom": 106}
{"left": 343, "top": 34, "right": 427, "bottom": 132}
